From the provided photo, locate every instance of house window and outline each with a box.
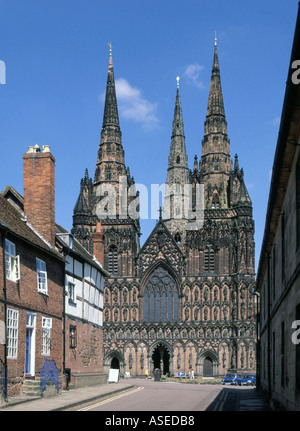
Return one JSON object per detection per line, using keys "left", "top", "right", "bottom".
{"left": 204, "top": 243, "right": 215, "bottom": 272}
{"left": 36, "top": 258, "right": 47, "bottom": 294}
{"left": 41, "top": 317, "right": 52, "bottom": 355}
{"left": 70, "top": 326, "right": 77, "bottom": 349}
{"left": 108, "top": 246, "right": 118, "bottom": 275}
{"left": 7, "top": 308, "right": 19, "bottom": 358}
{"left": 68, "top": 282, "right": 76, "bottom": 305}
{"left": 5, "top": 239, "right": 20, "bottom": 282}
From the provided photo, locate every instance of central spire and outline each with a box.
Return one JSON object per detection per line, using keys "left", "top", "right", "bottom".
{"left": 163, "top": 77, "right": 190, "bottom": 243}
{"left": 102, "top": 44, "right": 120, "bottom": 128}
{"left": 166, "top": 76, "right": 189, "bottom": 183}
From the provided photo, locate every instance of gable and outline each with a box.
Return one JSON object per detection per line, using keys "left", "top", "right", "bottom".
{"left": 137, "top": 220, "right": 184, "bottom": 279}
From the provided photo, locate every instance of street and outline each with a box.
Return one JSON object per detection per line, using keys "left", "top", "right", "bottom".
{"left": 67, "top": 379, "right": 269, "bottom": 412}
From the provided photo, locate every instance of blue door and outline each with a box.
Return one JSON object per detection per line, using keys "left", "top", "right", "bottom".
{"left": 25, "top": 328, "right": 32, "bottom": 375}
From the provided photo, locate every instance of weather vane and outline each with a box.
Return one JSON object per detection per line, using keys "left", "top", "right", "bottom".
{"left": 107, "top": 41, "right": 112, "bottom": 54}
{"left": 215, "top": 31, "right": 217, "bottom": 47}
{"left": 176, "top": 76, "right": 180, "bottom": 88}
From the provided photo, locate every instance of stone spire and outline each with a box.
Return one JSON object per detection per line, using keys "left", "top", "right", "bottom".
{"left": 94, "top": 46, "right": 127, "bottom": 189}
{"left": 102, "top": 44, "right": 120, "bottom": 128}
{"left": 200, "top": 37, "right": 232, "bottom": 209}
{"left": 163, "top": 78, "right": 190, "bottom": 243}
{"left": 166, "top": 76, "right": 189, "bottom": 185}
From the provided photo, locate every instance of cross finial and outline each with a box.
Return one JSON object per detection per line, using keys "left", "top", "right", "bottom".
{"left": 107, "top": 41, "right": 112, "bottom": 55}
{"left": 176, "top": 76, "right": 180, "bottom": 88}
{"left": 214, "top": 31, "right": 217, "bottom": 47}
{"left": 158, "top": 206, "right": 163, "bottom": 220}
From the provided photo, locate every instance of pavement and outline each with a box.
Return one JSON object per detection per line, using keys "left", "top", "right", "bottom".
{"left": 0, "top": 379, "right": 273, "bottom": 412}
{"left": 0, "top": 380, "right": 136, "bottom": 411}
{"left": 206, "top": 385, "right": 272, "bottom": 411}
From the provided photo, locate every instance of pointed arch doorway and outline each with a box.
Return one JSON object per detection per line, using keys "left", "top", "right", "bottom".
{"left": 111, "top": 357, "right": 120, "bottom": 370}
{"left": 152, "top": 344, "right": 170, "bottom": 375}
{"left": 203, "top": 357, "right": 213, "bottom": 377}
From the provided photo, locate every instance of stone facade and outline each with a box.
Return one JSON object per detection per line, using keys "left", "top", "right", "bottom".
{"left": 72, "top": 41, "right": 256, "bottom": 378}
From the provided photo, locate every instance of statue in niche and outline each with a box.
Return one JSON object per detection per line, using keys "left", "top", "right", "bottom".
{"left": 132, "top": 307, "right": 136, "bottom": 321}
{"left": 129, "top": 352, "right": 133, "bottom": 369}
{"left": 140, "top": 351, "right": 144, "bottom": 369}
{"left": 114, "top": 308, "right": 118, "bottom": 322}
{"left": 222, "top": 350, "right": 226, "bottom": 368}
{"left": 194, "top": 308, "right": 199, "bottom": 321}
{"left": 177, "top": 352, "right": 181, "bottom": 369}
{"left": 241, "top": 347, "right": 245, "bottom": 369}
{"left": 114, "top": 289, "right": 118, "bottom": 302}
{"left": 189, "top": 351, "right": 192, "bottom": 369}
{"left": 194, "top": 289, "right": 198, "bottom": 301}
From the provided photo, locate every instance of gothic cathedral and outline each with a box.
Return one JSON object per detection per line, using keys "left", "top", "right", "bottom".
{"left": 72, "top": 40, "right": 256, "bottom": 378}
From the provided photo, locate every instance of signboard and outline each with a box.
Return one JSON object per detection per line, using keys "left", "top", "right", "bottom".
{"left": 108, "top": 368, "right": 119, "bottom": 383}
{"left": 177, "top": 372, "right": 186, "bottom": 378}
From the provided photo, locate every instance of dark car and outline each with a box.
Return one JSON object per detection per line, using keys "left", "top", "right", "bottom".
{"left": 221, "top": 373, "right": 239, "bottom": 385}
{"left": 236, "top": 374, "right": 256, "bottom": 386}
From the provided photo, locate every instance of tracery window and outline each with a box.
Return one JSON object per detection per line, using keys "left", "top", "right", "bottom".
{"left": 108, "top": 246, "right": 118, "bottom": 275}
{"left": 143, "top": 266, "right": 179, "bottom": 322}
{"left": 211, "top": 193, "right": 220, "bottom": 209}
{"left": 204, "top": 242, "right": 215, "bottom": 273}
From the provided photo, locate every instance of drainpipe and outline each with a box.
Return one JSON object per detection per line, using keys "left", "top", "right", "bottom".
{"left": 1, "top": 227, "right": 8, "bottom": 402}
{"left": 61, "top": 250, "right": 67, "bottom": 389}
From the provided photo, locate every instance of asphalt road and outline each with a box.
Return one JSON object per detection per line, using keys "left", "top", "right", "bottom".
{"left": 75, "top": 379, "right": 225, "bottom": 412}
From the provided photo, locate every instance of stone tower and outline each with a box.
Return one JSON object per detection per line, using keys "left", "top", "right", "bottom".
{"left": 72, "top": 47, "right": 140, "bottom": 275}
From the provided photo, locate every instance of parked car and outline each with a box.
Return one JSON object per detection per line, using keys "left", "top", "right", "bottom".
{"left": 236, "top": 374, "right": 256, "bottom": 386}
{"left": 221, "top": 373, "right": 239, "bottom": 385}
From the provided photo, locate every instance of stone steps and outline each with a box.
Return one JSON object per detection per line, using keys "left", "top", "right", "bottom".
{"left": 21, "top": 379, "right": 41, "bottom": 397}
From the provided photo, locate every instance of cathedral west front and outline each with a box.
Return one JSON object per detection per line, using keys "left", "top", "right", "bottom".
{"left": 71, "top": 39, "right": 256, "bottom": 378}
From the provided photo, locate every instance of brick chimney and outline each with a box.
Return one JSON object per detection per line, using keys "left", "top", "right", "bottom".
{"left": 23, "top": 145, "right": 56, "bottom": 246}
{"left": 93, "top": 222, "right": 105, "bottom": 267}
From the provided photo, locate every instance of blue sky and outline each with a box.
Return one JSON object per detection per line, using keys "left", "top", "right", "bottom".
{"left": 0, "top": 0, "right": 298, "bottom": 271}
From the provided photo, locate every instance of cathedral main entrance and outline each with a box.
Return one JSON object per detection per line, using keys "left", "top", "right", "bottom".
{"left": 152, "top": 344, "right": 170, "bottom": 375}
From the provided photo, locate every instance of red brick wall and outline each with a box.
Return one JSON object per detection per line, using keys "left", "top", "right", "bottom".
{"left": 23, "top": 148, "right": 55, "bottom": 246}
{"left": 65, "top": 317, "right": 103, "bottom": 377}
{"left": 0, "top": 231, "right": 64, "bottom": 396}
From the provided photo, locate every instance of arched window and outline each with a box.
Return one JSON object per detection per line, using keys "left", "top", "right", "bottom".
{"left": 105, "top": 166, "right": 111, "bottom": 180}
{"left": 108, "top": 246, "right": 118, "bottom": 275}
{"left": 211, "top": 193, "right": 220, "bottom": 209}
{"left": 174, "top": 232, "right": 181, "bottom": 244}
{"left": 143, "top": 266, "right": 178, "bottom": 322}
{"left": 204, "top": 242, "right": 215, "bottom": 273}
